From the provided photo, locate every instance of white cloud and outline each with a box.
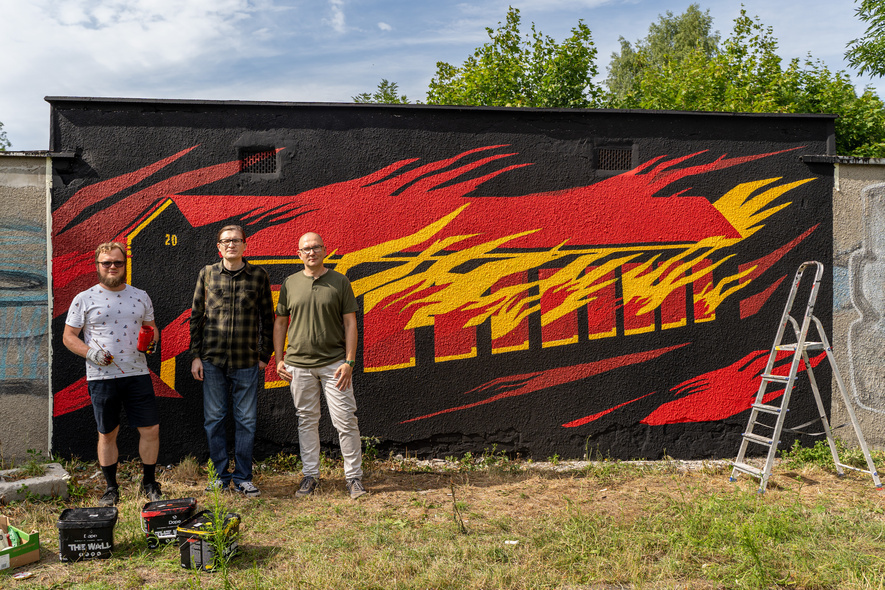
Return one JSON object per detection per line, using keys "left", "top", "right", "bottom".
{"left": 325, "top": 0, "right": 346, "bottom": 33}
{"left": 378, "top": 21, "right": 392, "bottom": 31}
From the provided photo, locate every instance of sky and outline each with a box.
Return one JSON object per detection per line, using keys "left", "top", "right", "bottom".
{"left": 1, "top": 0, "right": 880, "bottom": 150}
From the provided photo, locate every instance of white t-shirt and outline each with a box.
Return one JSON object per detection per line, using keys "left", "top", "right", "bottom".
{"left": 65, "top": 284, "right": 155, "bottom": 381}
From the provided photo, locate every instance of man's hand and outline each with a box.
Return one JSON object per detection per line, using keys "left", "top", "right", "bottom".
{"left": 334, "top": 362, "right": 353, "bottom": 391}
{"left": 86, "top": 348, "right": 112, "bottom": 367}
{"left": 276, "top": 361, "right": 292, "bottom": 382}
{"left": 191, "top": 357, "right": 204, "bottom": 381}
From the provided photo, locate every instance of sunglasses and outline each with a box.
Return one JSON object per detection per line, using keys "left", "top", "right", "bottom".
{"left": 98, "top": 261, "right": 126, "bottom": 268}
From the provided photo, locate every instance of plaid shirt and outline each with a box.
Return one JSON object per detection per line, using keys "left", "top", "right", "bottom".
{"left": 189, "top": 260, "right": 275, "bottom": 370}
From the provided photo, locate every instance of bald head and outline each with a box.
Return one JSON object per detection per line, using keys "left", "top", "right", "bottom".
{"left": 298, "top": 232, "right": 323, "bottom": 250}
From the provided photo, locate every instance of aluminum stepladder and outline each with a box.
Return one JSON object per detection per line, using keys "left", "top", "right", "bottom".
{"left": 729, "top": 261, "right": 882, "bottom": 493}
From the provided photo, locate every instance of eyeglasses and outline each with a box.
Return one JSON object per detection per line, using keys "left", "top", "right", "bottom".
{"left": 98, "top": 261, "right": 126, "bottom": 268}
{"left": 300, "top": 246, "right": 324, "bottom": 254}
{"left": 219, "top": 239, "right": 244, "bottom": 245}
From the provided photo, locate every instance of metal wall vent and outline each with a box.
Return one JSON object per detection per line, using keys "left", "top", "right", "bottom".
{"left": 240, "top": 149, "right": 277, "bottom": 174}
{"left": 596, "top": 147, "right": 634, "bottom": 171}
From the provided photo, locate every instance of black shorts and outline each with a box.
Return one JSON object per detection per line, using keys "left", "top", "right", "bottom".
{"left": 87, "top": 374, "right": 159, "bottom": 434}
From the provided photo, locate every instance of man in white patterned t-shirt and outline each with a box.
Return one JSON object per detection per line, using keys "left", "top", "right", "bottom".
{"left": 63, "top": 242, "right": 162, "bottom": 506}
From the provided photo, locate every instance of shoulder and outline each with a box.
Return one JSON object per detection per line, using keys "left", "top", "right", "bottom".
{"left": 124, "top": 284, "right": 151, "bottom": 300}
{"left": 202, "top": 262, "right": 223, "bottom": 275}
{"left": 244, "top": 261, "right": 269, "bottom": 278}
{"left": 71, "top": 284, "right": 104, "bottom": 303}
{"left": 326, "top": 269, "right": 352, "bottom": 285}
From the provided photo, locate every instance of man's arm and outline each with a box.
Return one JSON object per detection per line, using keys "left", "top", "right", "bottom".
{"left": 334, "top": 312, "right": 358, "bottom": 390}
{"left": 273, "top": 315, "right": 291, "bottom": 381}
{"left": 257, "top": 270, "right": 275, "bottom": 368}
{"left": 62, "top": 323, "right": 89, "bottom": 358}
{"left": 63, "top": 323, "right": 112, "bottom": 366}
{"left": 189, "top": 267, "right": 207, "bottom": 381}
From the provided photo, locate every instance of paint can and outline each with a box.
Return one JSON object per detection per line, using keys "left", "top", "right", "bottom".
{"left": 56, "top": 507, "right": 117, "bottom": 562}
{"left": 137, "top": 325, "right": 154, "bottom": 352}
{"left": 176, "top": 510, "right": 240, "bottom": 571}
{"left": 141, "top": 497, "right": 197, "bottom": 548}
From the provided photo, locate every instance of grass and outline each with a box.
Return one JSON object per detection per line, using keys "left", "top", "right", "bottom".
{"left": 2, "top": 445, "right": 885, "bottom": 589}
{"left": 0, "top": 449, "right": 50, "bottom": 481}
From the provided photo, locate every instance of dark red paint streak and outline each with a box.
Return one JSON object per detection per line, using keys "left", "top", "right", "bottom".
{"left": 400, "top": 344, "right": 688, "bottom": 424}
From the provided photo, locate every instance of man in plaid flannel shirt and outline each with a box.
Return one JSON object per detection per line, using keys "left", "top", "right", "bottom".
{"left": 189, "top": 224, "right": 274, "bottom": 497}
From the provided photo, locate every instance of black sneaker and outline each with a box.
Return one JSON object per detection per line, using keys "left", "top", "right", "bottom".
{"left": 141, "top": 481, "right": 163, "bottom": 502}
{"left": 233, "top": 480, "right": 261, "bottom": 498}
{"left": 99, "top": 486, "right": 119, "bottom": 507}
{"left": 346, "top": 478, "right": 368, "bottom": 500}
{"left": 295, "top": 475, "right": 318, "bottom": 498}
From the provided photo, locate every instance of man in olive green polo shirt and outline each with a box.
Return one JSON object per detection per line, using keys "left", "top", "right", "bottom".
{"left": 273, "top": 231, "right": 366, "bottom": 499}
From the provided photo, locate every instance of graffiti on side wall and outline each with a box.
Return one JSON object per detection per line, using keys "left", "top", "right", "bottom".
{"left": 848, "top": 182, "right": 885, "bottom": 414}
{"left": 51, "top": 144, "right": 820, "bottom": 441}
{"left": 0, "top": 220, "right": 48, "bottom": 383}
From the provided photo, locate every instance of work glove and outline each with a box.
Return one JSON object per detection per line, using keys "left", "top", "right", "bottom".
{"left": 86, "top": 348, "right": 113, "bottom": 367}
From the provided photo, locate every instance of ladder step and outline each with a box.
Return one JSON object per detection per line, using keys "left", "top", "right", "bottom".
{"left": 742, "top": 432, "right": 775, "bottom": 446}
{"left": 752, "top": 403, "right": 783, "bottom": 414}
{"left": 760, "top": 373, "right": 791, "bottom": 384}
{"left": 776, "top": 342, "right": 825, "bottom": 352}
{"left": 732, "top": 462, "right": 763, "bottom": 478}
{"left": 836, "top": 463, "right": 878, "bottom": 477}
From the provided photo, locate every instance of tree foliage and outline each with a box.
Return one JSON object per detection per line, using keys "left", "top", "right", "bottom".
{"left": 846, "top": 0, "right": 885, "bottom": 78}
{"left": 352, "top": 79, "right": 410, "bottom": 104}
{"left": 425, "top": 6, "right": 603, "bottom": 108}
{"left": 0, "top": 122, "right": 9, "bottom": 151}
{"left": 607, "top": 3, "right": 719, "bottom": 101}
{"left": 622, "top": 9, "right": 885, "bottom": 156}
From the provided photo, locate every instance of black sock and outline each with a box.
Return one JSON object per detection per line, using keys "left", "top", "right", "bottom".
{"left": 142, "top": 463, "right": 157, "bottom": 485}
{"left": 101, "top": 463, "right": 118, "bottom": 489}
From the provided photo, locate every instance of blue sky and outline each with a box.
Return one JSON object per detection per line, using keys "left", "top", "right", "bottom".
{"left": 1, "top": 0, "right": 880, "bottom": 150}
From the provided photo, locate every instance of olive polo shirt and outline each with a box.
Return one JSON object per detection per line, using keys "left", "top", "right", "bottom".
{"left": 276, "top": 269, "right": 358, "bottom": 368}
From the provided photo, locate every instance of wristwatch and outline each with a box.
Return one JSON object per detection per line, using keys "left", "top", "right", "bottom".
{"left": 345, "top": 360, "right": 355, "bottom": 367}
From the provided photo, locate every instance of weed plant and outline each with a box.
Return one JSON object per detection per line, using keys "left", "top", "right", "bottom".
{"left": 3, "top": 451, "right": 885, "bottom": 589}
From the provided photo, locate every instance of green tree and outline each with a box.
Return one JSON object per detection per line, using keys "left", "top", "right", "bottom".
{"left": 426, "top": 6, "right": 603, "bottom": 108}
{"left": 0, "top": 122, "right": 10, "bottom": 151}
{"left": 632, "top": 9, "right": 885, "bottom": 156}
{"left": 846, "top": 0, "right": 885, "bottom": 78}
{"left": 352, "top": 79, "right": 410, "bottom": 104}
{"left": 607, "top": 3, "right": 719, "bottom": 103}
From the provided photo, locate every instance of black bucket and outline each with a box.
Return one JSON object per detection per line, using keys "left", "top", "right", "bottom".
{"left": 57, "top": 507, "right": 118, "bottom": 562}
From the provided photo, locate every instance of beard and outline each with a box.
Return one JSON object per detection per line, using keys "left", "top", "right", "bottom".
{"left": 98, "top": 273, "right": 124, "bottom": 289}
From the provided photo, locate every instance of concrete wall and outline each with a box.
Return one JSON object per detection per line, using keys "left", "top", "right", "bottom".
{"left": 832, "top": 160, "right": 885, "bottom": 450}
{"left": 47, "top": 98, "right": 836, "bottom": 463}
{"left": 0, "top": 153, "right": 50, "bottom": 463}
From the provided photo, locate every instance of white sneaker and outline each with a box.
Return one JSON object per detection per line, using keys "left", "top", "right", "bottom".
{"left": 234, "top": 480, "right": 261, "bottom": 498}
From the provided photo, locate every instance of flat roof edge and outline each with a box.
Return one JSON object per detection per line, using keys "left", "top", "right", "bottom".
{"left": 43, "top": 96, "right": 839, "bottom": 119}
{"left": 804, "top": 155, "right": 885, "bottom": 165}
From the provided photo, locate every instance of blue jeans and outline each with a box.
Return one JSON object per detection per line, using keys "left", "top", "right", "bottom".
{"left": 202, "top": 361, "right": 260, "bottom": 485}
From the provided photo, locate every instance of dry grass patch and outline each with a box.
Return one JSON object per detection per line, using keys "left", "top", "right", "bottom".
{"left": 2, "top": 455, "right": 885, "bottom": 589}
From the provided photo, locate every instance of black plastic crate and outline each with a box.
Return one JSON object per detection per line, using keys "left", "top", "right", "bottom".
{"left": 141, "top": 497, "right": 197, "bottom": 548}
{"left": 177, "top": 510, "right": 240, "bottom": 571}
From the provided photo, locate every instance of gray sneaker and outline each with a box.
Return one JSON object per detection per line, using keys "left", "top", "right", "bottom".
{"left": 141, "top": 481, "right": 163, "bottom": 502}
{"left": 346, "top": 478, "right": 368, "bottom": 500}
{"left": 205, "top": 479, "right": 229, "bottom": 492}
{"left": 99, "top": 486, "right": 119, "bottom": 507}
{"left": 234, "top": 480, "right": 261, "bottom": 498}
{"left": 295, "top": 475, "right": 318, "bottom": 498}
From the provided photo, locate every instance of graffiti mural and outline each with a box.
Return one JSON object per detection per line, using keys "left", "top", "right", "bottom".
{"left": 0, "top": 154, "right": 50, "bottom": 459}
{"left": 48, "top": 100, "right": 834, "bottom": 462}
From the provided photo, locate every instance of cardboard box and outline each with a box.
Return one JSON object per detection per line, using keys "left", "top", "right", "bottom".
{"left": 0, "top": 514, "right": 40, "bottom": 571}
